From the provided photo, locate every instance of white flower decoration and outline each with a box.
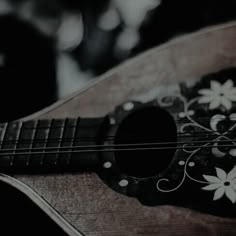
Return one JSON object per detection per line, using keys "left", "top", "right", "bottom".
{"left": 202, "top": 166, "right": 236, "bottom": 203}
{"left": 198, "top": 80, "right": 236, "bottom": 110}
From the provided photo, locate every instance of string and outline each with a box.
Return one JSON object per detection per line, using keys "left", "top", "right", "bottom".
{"left": 0, "top": 141, "right": 234, "bottom": 157}
{"left": 0, "top": 128, "right": 231, "bottom": 146}
{"left": 12, "top": 116, "right": 236, "bottom": 129}
{"left": 0, "top": 132, "right": 214, "bottom": 145}
{"left": 0, "top": 137, "right": 234, "bottom": 152}
{"left": 0, "top": 116, "right": 235, "bottom": 154}
{"left": 2, "top": 116, "right": 236, "bottom": 142}
{"left": 0, "top": 131, "right": 234, "bottom": 152}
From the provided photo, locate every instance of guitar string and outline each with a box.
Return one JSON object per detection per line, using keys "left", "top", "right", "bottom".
{"left": 0, "top": 137, "right": 234, "bottom": 153}
{"left": 3, "top": 115, "right": 236, "bottom": 133}
{"left": 0, "top": 143, "right": 234, "bottom": 157}
{"left": 0, "top": 117, "right": 235, "bottom": 153}
{"left": 0, "top": 129, "right": 234, "bottom": 153}
{"left": 8, "top": 115, "right": 236, "bottom": 128}
{"left": 0, "top": 128, "right": 230, "bottom": 145}
{"left": 0, "top": 131, "right": 219, "bottom": 145}
{"left": 1, "top": 115, "right": 235, "bottom": 145}
{"left": 0, "top": 130, "right": 232, "bottom": 147}
{"left": 0, "top": 141, "right": 234, "bottom": 157}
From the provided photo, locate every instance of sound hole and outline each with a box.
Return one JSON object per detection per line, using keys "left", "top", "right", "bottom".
{"left": 114, "top": 106, "right": 177, "bottom": 178}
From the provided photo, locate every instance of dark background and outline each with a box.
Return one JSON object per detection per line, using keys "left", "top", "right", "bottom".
{"left": 1, "top": 0, "right": 236, "bottom": 122}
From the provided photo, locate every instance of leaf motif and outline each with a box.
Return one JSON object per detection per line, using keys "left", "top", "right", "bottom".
{"left": 230, "top": 88, "right": 236, "bottom": 94}
{"left": 203, "top": 175, "right": 221, "bottom": 183}
{"left": 198, "top": 89, "right": 213, "bottom": 96}
{"left": 213, "top": 186, "right": 225, "bottom": 201}
{"left": 209, "top": 97, "right": 220, "bottom": 110}
{"left": 231, "top": 181, "right": 236, "bottom": 191}
{"left": 220, "top": 97, "right": 232, "bottom": 110}
{"left": 198, "top": 96, "right": 213, "bottom": 104}
{"left": 210, "top": 115, "right": 226, "bottom": 132}
{"left": 225, "top": 93, "right": 236, "bottom": 101}
{"left": 211, "top": 81, "right": 221, "bottom": 93}
{"left": 222, "top": 80, "right": 233, "bottom": 92}
{"left": 202, "top": 183, "right": 221, "bottom": 191}
{"left": 225, "top": 187, "right": 236, "bottom": 203}
{"left": 227, "top": 166, "right": 236, "bottom": 180}
{"left": 216, "top": 168, "right": 227, "bottom": 181}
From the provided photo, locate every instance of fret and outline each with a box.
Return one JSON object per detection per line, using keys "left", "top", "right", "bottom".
{"left": 69, "top": 118, "right": 104, "bottom": 171}
{"left": 40, "top": 119, "right": 52, "bottom": 166}
{"left": 14, "top": 120, "right": 37, "bottom": 168}
{"left": 0, "top": 122, "right": 21, "bottom": 168}
{"left": 59, "top": 119, "right": 65, "bottom": 147}
{"left": 67, "top": 117, "right": 80, "bottom": 166}
{"left": 0, "top": 122, "right": 8, "bottom": 168}
{"left": 28, "top": 120, "right": 37, "bottom": 165}
{"left": 58, "top": 118, "right": 77, "bottom": 168}
{"left": 10, "top": 122, "right": 23, "bottom": 166}
{"left": 0, "top": 117, "right": 105, "bottom": 173}
{"left": 44, "top": 119, "right": 65, "bottom": 168}
{"left": 0, "top": 122, "right": 8, "bottom": 147}
{"left": 30, "top": 119, "right": 51, "bottom": 168}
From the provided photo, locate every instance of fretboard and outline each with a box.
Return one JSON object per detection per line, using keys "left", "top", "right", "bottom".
{"left": 0, "top": 117, "right": 106, "bottom": 174}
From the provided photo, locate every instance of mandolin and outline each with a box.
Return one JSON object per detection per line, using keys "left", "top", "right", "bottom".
{"left": 3, "top": 21, "right": 236, "bottom": 236}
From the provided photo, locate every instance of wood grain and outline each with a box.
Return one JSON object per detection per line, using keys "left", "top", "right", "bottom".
{"left": 13, "top": 21, "right": 236, "bottom": 235}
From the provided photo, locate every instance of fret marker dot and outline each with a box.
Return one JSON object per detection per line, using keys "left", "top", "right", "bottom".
{"left": 188, "top": 162, "right": 195, "bottom": 167}
{"left": 178, "top": 161, "right": 185, "bottom": 166}
{"left": 103, "top": 162, "right": 112, "bottom": 168}
{"left": 123, "top": 102, "right": 134, "bottom": 111}
{"left": 119, "top": 179, "right": 129, "bottom": 187}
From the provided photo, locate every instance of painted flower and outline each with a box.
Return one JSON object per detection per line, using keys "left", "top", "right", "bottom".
{"left": 202, "top": 166, "right": 236, "bottom": 203}
{"left": 198, "top": 80, "right": 236, "bottom": 110}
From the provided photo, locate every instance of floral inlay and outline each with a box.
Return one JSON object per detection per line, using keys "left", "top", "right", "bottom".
{"left": 155, "top": 71, "right": 236, "bottom": 210}
{"left": 202, "top": 167, "right": 236, "bottom": 203}
{"left": 198, "top": 80, "right": 236, "bottom": 110}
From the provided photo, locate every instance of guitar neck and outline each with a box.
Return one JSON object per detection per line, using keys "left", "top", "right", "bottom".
{"left": 0, "top": 117, "right": 106, "bottom": 174}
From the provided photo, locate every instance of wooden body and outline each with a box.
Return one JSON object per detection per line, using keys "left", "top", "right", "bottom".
{"left": 7, "top": 21, "right": 236, "bottom": 235}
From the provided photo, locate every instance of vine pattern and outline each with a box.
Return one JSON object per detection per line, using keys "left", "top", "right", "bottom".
{"left": 156, "top": 79, "right": 236, "bottom": 203}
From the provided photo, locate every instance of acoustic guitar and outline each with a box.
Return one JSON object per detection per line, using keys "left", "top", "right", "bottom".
{"left": 2, "top": 21, "right": 236, "bottom": 236}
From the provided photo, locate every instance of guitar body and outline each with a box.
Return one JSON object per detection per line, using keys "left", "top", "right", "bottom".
{"left": 6, "top": 21, "right": 236, "bottom": 235}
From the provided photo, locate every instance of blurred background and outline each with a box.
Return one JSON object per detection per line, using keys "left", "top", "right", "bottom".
{"left": 0, "top": 0, "right": 236, "bottom": 121}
